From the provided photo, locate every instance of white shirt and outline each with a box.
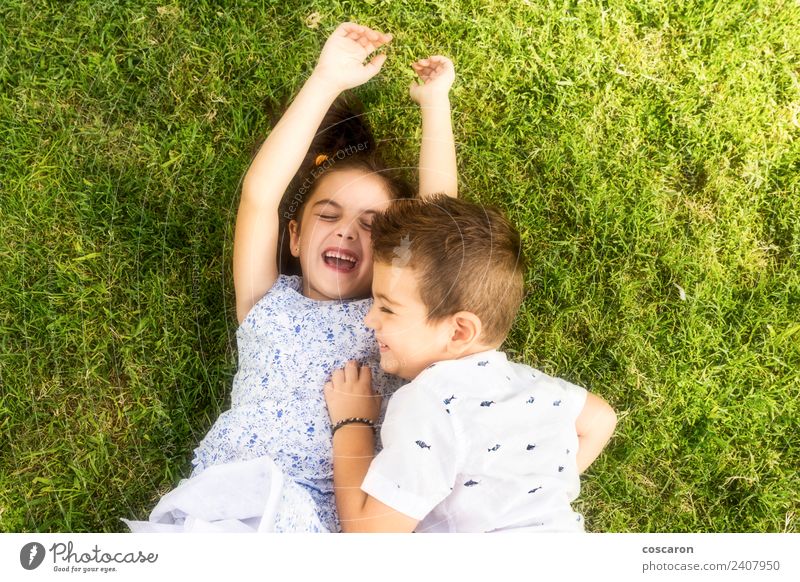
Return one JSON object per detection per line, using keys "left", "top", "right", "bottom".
{"left": 361, "top": 349, "right": 588, "bottom": 532}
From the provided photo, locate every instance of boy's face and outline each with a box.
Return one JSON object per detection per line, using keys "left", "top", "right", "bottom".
{"left": 365, "top": 261, "right": 454, "bottom": 380}
{"left": 289, "top": 168, "right": 391, "bottom": 301}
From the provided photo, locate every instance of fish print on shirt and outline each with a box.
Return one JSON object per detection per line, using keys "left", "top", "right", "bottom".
{"left": 527, "top": 486, "right": 542, "bottom": 494}
{"left": 415, "top": 440, "right": 431, "bottom": 450}
{"left": 443, "top": 395, "right": 456, "bottom": 415}
{"left": 487, "top": 444, "right": 501, "bottom": 452}
{"left": 464, "top": 480, "right": 480, "bottom": 487}
{"left": 526, "top": 396, "right": 535, "bottom": 404}
{"left": 480, "top": 400, "right": 495, "bottom": 407}
{"left": 477, "top": 361, "right": 489, "bottom": 367}
{"left": 553, "top": 399, "right": 562, "bottom": 406}
{"left": 526, "top": 444, "right": 536, "bottom": 451}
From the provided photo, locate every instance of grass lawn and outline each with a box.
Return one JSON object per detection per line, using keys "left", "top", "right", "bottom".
{"left": 1, "top": 0, "right": 798, "bottom": 532}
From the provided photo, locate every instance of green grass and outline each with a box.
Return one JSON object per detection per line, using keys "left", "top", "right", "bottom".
{"left": 1, "top": 0, "right": 798, "bottom": 532}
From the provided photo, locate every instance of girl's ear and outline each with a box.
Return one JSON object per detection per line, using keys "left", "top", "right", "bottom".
{"left": 288, "top": 219, "right": 301, "bottom": 257}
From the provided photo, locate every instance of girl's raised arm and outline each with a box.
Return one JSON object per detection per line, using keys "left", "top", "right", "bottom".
{"left": 409, "top": 56, "right": 457, "bottom": 199}
{"left": 234, "top": 23, "right": 392, "bottom": 323}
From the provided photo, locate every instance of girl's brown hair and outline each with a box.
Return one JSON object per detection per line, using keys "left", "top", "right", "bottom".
{"left": 275, "top": 93, "right": 413, "bottom": 276}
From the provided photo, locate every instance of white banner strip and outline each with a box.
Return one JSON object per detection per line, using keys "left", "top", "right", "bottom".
{"left": 1, "top": 533, "right": 797, "bottom": 581}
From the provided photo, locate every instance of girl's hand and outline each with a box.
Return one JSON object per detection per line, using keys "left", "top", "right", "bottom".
{"left": 409, "top": 56, "right": 455, "bottom": 106}
{"left": 324, "top": 360, "right": 382, "bottom": 425}
{"left": 312, "top": 22, "right": 393, "bottom": 93}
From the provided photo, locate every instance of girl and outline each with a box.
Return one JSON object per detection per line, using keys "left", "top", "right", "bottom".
{"left": 124, "top": 23, "right": 457, "bottom": 532}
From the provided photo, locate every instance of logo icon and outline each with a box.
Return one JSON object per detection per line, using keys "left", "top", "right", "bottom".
{"left": 20, "top": 542, "right": 46, "bottom": 570}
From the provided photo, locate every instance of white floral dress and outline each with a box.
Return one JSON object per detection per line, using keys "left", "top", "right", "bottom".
{"left": 125, "top": 275, "right": 403, "bottom": 533}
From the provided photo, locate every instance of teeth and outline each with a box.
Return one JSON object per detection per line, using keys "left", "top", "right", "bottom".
{"left": 324, "top": 250, "right": 357, "bottom": 263}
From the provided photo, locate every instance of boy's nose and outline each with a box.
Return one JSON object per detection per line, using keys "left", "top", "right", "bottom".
{"left": 364, "top": 305, "right": 377, "bottom": 329}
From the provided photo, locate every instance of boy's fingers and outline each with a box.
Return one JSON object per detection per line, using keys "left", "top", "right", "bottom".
{"left": 344, "top": 360, "right": 359, "bottom": 383}
{"left": 359, "top": 365, "right": 372, "bottom": 386}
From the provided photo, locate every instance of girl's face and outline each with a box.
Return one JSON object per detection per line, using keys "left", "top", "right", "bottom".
{"left": 289, "top": 167, "right": 392, "bottom": 301}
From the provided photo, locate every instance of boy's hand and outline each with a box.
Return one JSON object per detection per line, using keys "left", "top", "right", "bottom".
{"left": 312, "top": 22, "right": 392, "bottom": 93}
{"left": 324, "top": 360, "right": 382, "bottom": 425}
{"left": 409, "top": 56, "right": 455, "bottom": 106}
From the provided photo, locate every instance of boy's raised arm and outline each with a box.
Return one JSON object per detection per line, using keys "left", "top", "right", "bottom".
{"left": 233, "top": 23, "right": 391, "bottom": 323}
{"left": 410, "top": 56, "right": 458, "bottom": 199}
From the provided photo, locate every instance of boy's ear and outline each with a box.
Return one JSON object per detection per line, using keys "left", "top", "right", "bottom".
{"left": 445, "top": 311, "right": 483, "bottom": 355}
{"left": 288, "top": 219, "right": 300, "bottom": 258}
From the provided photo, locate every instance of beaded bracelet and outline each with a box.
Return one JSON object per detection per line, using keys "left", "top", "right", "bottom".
{"left": 332, "top": 417, "right": 375, "bottom": 437}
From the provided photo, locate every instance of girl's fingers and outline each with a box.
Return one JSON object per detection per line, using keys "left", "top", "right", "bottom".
{"left": 365, "top": 52, "right": 387, "bottom": 73}
{"left": 341, "top": 23, "right": 391, "bottom": 47}
{"left": 340, "top": 22, "right": 365, "bottom": 35}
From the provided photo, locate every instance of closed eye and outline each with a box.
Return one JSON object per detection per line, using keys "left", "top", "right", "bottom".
{"left": 379, "top": 307, "right": 394, "bottom": 314}
{"left": 316, "top": 214, "right": 339, "bottom": 220}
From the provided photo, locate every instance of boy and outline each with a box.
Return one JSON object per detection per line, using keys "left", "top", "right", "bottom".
{"left": 324, "top": 195, "right": 618, "bottom": 532}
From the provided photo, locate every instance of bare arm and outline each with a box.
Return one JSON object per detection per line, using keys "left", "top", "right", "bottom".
{"left": 575, "top": 392, "right": 617, "bottom": 473}
{"left": 234, "top": 23, "right": 392, "bottom": 323}
{"left": 324, "top": 362, "right": 419, "bottom": 533}
{"left": 410, "top": 56, "right": 457, "bottom": 198}
{"left": 234, "top": 76, "right": 340, "bottom": 323}
{"left": 331, "top": 424, "right": 419, "bottom": 532}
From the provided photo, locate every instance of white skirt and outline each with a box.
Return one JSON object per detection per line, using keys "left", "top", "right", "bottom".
{"left": 122, "top": 456, "right": 329, "bottom": 533}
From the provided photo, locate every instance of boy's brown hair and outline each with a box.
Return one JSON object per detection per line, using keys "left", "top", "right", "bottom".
{"left": 371, "top": 194, "right": 525, "bottom": 346}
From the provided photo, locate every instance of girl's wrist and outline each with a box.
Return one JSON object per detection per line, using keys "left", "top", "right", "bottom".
{"left": 307, "top": 69, "right": 345, "bottom": 98}
{"left": 418, "top": 94, "right": 452, "bottom": 111}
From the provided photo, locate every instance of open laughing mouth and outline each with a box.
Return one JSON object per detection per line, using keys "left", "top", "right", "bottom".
{"left": 322, "top": 248, "right": 359, "bottom": 273}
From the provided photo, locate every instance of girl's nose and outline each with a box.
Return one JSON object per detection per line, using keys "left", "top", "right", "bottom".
{"left": 336, "top": 219, "right": 358, "bottom": 240}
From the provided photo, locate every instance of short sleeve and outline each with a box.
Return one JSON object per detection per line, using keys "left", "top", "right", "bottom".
{"left": 369, "top": 365, "right": 407, "bottom": 452}
{"left": 361, "top": 382, "right": 458, "bottom": 520}
{"left": 552, "top": 376, "right": 588, "bottom": 421}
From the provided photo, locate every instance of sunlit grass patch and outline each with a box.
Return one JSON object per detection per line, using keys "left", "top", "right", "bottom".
{"left": 1, "top": 0, "right": 797, "bottom": 532}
